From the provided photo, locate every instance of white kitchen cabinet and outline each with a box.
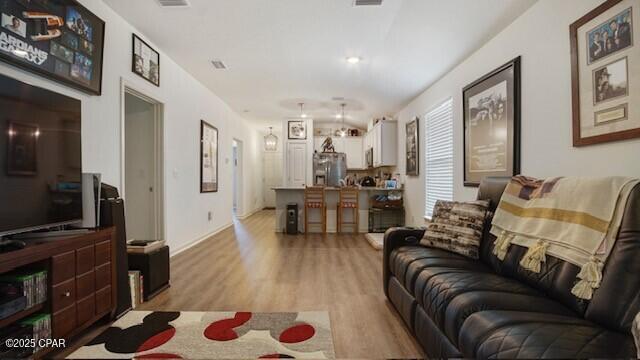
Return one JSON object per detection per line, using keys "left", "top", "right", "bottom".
{"left": 286, "top": 142, "right": 307, "bottom": 187}
{"left": 342, "top": 137, "right": 364, "bottom": 169}
{"left": 371, "top": 121, "right": 397, "bottom": 167}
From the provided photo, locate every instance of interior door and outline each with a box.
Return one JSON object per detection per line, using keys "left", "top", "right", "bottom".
{"left": 263, "top": 152, "right": 283, "bottom": 207}
{"left": 287, "top": 142, "right": 307, "bottom": 187}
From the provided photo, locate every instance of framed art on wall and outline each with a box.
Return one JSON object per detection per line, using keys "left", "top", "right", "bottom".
{"left": 463, "top": 56, "right": 521, "bottom": 187}
{"left": 288, "top": 120, "right": 306, "bottom": 140}
{"left": 0, "top": 0, "right": 105, "bottom": 95}
{"left": 571, "top": 0, "right": 639, "bottom": 146}
{"left": 200, "top": 120, "right": 218, "bottom": 193}
{"left": 405, "top": 117, "right": 419, "bottom": 176}
{"left": 132, "top": 34, "right": 160, "bottom": 87}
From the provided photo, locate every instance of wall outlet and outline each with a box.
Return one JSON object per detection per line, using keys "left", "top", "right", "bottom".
{"left": 208, "top": 211, "right": 212, "bottom": 221}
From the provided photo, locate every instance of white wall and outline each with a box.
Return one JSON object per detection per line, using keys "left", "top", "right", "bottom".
{"left": 0, "top": 0, "right": 263, "bottom": 253}
{"left": 396, "top": 0, "right": 640, "bottom": 226}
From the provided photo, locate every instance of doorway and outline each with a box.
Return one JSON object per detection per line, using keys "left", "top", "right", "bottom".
{"left": 232, "top": 139, "right": 243, "bottom": 217}
{"left": 123, "top": 89, "right": 164, "bottom": 241}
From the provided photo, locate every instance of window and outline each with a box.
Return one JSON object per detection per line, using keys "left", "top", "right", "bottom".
{"left": 424, "top": 98, "right": 453, "bottom": 219}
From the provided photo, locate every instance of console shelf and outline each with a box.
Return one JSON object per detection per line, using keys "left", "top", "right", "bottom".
{"left": 0, "top": 303, "right": 44, "bottom": 329}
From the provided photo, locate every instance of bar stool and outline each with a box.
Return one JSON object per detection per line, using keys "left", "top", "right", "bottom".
{"left": 337, "top": 187, "right": 359, "bottom": 234}
{"left": 304, "top": 186, "right": 326, "bottom": 234}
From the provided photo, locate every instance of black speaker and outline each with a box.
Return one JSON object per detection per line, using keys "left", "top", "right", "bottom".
{"left": 286, "top": 203, "right": 298, "bottom": 234}
{"left": 100, "top": 191, "right": 131, "bottom": 318}
{"left": 128, "top": 246, "right": 170, "bottom": 301}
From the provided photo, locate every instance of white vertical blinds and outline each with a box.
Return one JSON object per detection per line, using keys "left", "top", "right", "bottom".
{"left": 424, "top": 98, "right": 454, "bottom": 219}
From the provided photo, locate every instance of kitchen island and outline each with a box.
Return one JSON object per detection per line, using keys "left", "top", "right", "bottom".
{"left": 273, "top": 187, "right": 404, "bottom": 233}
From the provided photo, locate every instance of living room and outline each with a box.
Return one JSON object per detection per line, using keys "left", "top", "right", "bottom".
{"left": 0, "top": 0, "right": 639, "bottom": 359}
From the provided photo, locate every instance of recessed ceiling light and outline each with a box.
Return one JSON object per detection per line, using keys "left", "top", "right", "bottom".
{"left": 346, "top": 56, "right": 362, "bottom": 64}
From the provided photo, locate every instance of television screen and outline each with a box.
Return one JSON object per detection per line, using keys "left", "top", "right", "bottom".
{"left": 0, "top": 73, "right": 82, "bottom": 236}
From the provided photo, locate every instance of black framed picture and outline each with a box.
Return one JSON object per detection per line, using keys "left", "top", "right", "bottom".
{"left": 7, "top": 122, "right": 38, "bottom": 176}
{"left": 0, "top": 0, "right": 105, "bottom": 95}
{"left": 463, "top": 56, "right": 521, "bottom": 187}
{"left": 288, "top": 120, "right": 306, "bottom": 140}
{"left": 570, "top": 0, "right": 639, "bottom": 147}
{"left": 200, "top": 120, "right": 218, "bottom": 193}
{"left": 132, "top": 34, "right": 160, "bottom": 87}
{"left": 405, "top": 117, "right": 419, "bottom": 176}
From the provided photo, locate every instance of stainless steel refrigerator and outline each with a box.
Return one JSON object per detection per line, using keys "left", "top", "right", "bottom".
{"left": 313, "top": 152, "right": 347, "bottom": 187}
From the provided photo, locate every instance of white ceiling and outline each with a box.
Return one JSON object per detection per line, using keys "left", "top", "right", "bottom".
{"left": 103, "top": 0, "right": 536, "bottom": 129}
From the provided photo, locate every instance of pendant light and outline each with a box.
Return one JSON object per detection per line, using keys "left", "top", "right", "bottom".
{"left": 339, "top": 103, "right": 347, "bottom": 137}
{"left": 298, "top": 102, "right": 308, "bottom": 119}
{"left": 264, "top": 127, "right": 278, "bottom": 151}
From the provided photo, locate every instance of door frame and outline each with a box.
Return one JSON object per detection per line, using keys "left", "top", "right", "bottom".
{"left": 232, "top": 138, "right": 243, "bottom": 216}
{"left": 120, "top": 78, "right": 166, "bottom": 241}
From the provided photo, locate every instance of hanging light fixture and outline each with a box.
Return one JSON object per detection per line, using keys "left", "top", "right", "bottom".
{"left": 264, "top": 127, "right": 278, "bottom": 151}
{"left": 339, "top": 103, "right": 347, "bottom": 137}
{"left": 298, "top": 102, "right": 308, "bottom": 119}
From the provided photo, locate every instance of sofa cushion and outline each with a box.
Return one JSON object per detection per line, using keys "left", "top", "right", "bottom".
{"left": 459, "top": 311, "right": 636, "bottom": 359}
{"left": 421, "top": 200, "right": 489, "bottom": 259}
{"left": 443, "top": 291, "right": 574, "bottom": 347}
{"left": 414, "top": 268, "right": 540, "bottom": 329}
{"left": 389, "top": 246, "right": 489, "bottom": 296}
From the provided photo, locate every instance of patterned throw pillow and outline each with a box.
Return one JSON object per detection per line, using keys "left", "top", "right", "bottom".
{"left": 420, "top": 200, "right": 490, "bottom": 259}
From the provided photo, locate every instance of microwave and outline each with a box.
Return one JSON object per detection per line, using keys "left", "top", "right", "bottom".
{"left": 365, "top": 148, "right": 374, "bottom": 168}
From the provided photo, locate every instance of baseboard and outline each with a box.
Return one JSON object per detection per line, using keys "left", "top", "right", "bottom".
{"left": 236, "top": 207, "right": 261, "bottom": 220}
{"left": 170, "top": 221, "right": 234, "bottom": 257}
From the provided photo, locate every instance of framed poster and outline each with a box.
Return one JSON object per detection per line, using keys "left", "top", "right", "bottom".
{"left": 200, "top": 120, "right": 218, "bottom": 193}
{"left": 571, "top": 0, "right": 639, "bottom": 146}
{"left": 7, "top": 122, "right": 38, "bottom": 176}
{"left": 288, "top": 120, "right": 306, "bottom": 140}
{"left": 405, "top": 117, "right": 419, "bottom": 176}
{"left": 463, "top": 57, "right": 521, "bottom": 187}
{"left": 0, "top": 0, "right": 105, "bottom": 95}
{"left": 132, "top": 34, "right": 160, "bottom": 87}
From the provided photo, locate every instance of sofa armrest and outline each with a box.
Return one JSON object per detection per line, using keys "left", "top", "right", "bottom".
{"left": 383, "top": 227, "right": 426, "bottom": 298}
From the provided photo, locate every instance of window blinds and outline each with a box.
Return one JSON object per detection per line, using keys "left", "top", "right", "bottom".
{"left": 424, "top": 98, "right": 453, "bottom": 219}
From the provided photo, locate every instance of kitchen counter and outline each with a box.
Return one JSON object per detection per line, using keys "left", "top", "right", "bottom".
{"left": 273, "top": 186, "right": 404, "bottom": 233}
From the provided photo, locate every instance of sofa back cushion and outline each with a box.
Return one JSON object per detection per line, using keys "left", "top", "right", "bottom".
{"left": 477, "top": 178, "right": 640, "bottom": 329}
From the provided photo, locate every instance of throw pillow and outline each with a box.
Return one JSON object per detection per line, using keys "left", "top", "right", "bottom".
{"left": 420, "top": 200, "right": 490, "bottom": 259}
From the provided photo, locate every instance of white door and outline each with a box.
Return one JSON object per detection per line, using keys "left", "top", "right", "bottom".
{"left": 287, "top": 142, "right": 307, "bottom": 187}
{"left": 263, "top": 152, "right": 283, "bottom": 207}
{"left": 124, "top": 93, "right": 156, "bottom": 241}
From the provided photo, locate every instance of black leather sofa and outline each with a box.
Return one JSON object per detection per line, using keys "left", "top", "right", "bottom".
{"left": 384, "top": 177, "right": 640, "bottom": 358}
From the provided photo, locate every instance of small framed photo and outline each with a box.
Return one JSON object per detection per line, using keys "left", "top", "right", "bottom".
{"left": 288, "top": 120, "right": 307, "bottom": 140}
{"left": 132, "top": 34, "right": 160, "bottom": 87}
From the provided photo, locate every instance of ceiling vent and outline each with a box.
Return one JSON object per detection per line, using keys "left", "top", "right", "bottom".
{"left": 211, "top": 60, "right": 227, "bottom": 70}
{"left": 156, "top": 0, "right": 190, "bottom": 7}
{"left": 353, "top": 0, "right": 383, "bottom": 6}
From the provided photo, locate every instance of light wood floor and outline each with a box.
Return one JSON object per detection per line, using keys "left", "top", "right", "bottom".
{"left": 68, "top": 210, "right": 424, "bottom": 358}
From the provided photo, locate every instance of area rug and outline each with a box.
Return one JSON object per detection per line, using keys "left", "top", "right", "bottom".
{"left": 365, "top": 233, "right": 384, "bottom": 250}
{"left": 68, "top": 311, "right": 335, "bottom": 359}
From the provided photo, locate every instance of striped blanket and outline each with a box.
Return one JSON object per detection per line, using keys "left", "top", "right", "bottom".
{"left": 490, "top": 176, "right": 639, "bottom": 300}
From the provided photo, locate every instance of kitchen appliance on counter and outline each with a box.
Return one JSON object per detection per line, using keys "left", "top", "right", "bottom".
{"left": 313, "top": 153, "right": 347, "bottom": 187}
{"left": 359, "top": 176, "right": 376, "bottom": 187}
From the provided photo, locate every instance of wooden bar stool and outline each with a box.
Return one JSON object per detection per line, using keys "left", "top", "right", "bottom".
{"left": 338, "top": 187, "right": 359, "bottom": 234}
{"left": 304, "top": 186, "right": 326, "bottom": 234}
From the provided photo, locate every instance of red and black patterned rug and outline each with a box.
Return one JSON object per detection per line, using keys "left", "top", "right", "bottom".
{"left": 69, "top": 311, "right": 335, "bottom": 359}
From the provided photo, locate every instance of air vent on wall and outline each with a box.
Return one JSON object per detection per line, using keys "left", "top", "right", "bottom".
{"left": 156, "top": 0, "right": 190, "bottom": 7}
{"left": 211, "top": 60, "right": 227, "bottom": 70}
{"left": 353, "top": 0, "right": 383, "bottom": 6}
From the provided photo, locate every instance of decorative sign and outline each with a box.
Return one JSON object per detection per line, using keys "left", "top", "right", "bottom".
{"left": 200, "top": 120, "right": 218, "bottom": 193}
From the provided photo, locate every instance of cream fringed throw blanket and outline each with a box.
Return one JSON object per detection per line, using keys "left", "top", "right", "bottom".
{"left": 490, "top": 176, "right": 639, "bottom": 300}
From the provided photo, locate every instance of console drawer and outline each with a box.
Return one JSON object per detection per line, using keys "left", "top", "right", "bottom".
{"left": 76, "top": 245, "right": 95, "bottom": 274}
{"left": 76, "top": 294, "right": 96, "bottom": 326}
{"left": 53, "top": 304, "right": 76, "bottom": 338}
{"left": 52, "top": 278, "right": 75, "bottom": 312}
{"left": 76, "top": 270, "right": 95, "bottom": 299}
{"left": 95, "top": 240, "right": 111, "bottom": 266}
{"left": 52, "top": 251, "right": 75, "bottom": 285}
{"left": 95, "top": 286, "right": 111, "bottom": 315}
{"left": 95, "top": 262, "right": 111, "bottom": 289}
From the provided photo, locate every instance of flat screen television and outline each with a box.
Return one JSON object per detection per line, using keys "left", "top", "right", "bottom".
{"left": 0, "top": 73, "right": 82, "bottom": 236}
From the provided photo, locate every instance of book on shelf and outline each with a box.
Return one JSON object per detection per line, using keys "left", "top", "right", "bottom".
{"left": 127, "top": 240, "right": 166, "bottom": 254}
{"left": 128, "top": 271, "right": 144, "bottom": 308}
